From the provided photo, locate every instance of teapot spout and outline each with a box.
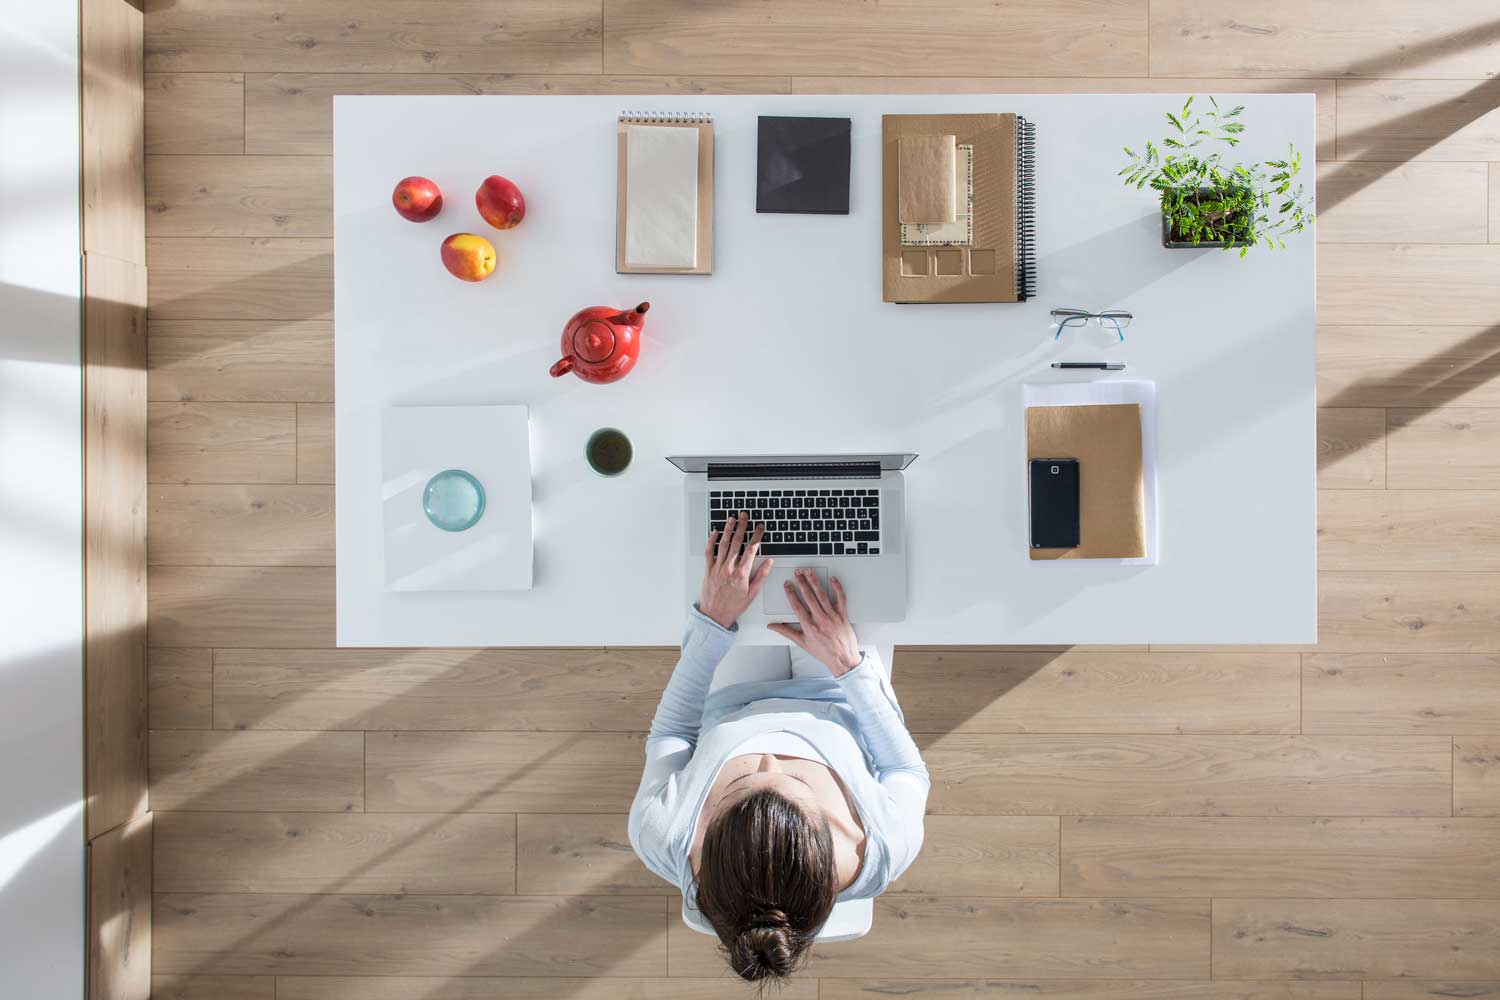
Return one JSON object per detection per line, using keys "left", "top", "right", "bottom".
{"left": 609, "top": 302, "right": 650, "bottom": 328}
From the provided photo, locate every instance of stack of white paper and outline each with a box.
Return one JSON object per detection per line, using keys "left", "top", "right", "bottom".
{"left": 1022, "top": 380, "right": 1159, "bottom": 566}
{"left": 382, "top": 405, "right": 533, "bottom": 591}
{"left": 625, "top": 124, "right": 699, "bottom": 268}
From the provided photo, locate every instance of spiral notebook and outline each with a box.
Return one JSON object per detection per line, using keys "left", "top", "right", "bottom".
{"left": 616, "top": 111, "right": 714, "bottom": 275}
{"left": 881, "top": 113, "right": 1036, "bottom": 303}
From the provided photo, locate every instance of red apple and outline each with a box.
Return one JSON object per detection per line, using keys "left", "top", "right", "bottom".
{"left": 440, "top": 233, "right": 497, "bottom": 282}
{"left": 392, "top": 176, "right": 443, "bottom": 222}
{"left": 476, "top": 175, "right": 525, "bottom": 230}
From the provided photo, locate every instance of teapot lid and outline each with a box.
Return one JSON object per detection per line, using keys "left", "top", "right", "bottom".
{"left": 572, "top": 320, "right": 615, "bottom": 363}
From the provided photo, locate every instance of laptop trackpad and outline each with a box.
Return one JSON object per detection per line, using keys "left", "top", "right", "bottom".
{"left": 762, "top": 565, "right": 831, "bottom": 616}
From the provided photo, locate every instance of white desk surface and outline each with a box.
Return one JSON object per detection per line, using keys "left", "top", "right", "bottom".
{"left": 334, "top": 93, "right": 1316, "bottom": 648}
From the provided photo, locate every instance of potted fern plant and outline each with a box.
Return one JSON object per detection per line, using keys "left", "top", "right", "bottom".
{"left": 1120, "top": 96, "right": 1313, "bottom": 255}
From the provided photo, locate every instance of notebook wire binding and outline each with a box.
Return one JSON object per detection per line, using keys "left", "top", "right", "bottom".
{"left": 1015, "top": 115, "right": 1037, "bottom": 302}
{"left": 619, "top": 111, "right": 714, "bottom": 124}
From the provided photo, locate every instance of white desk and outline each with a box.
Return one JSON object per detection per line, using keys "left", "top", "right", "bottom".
{"left": 334, "top": 94, "right": 1316, "bottom": 648}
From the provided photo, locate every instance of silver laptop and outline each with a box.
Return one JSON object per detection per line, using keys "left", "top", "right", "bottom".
{"left": 667, "top": 454, "right": 917, "bottom": 624}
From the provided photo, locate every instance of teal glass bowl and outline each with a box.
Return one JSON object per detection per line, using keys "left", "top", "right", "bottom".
{"left": 423, "top": 469, "right": 486, "bottom": 532}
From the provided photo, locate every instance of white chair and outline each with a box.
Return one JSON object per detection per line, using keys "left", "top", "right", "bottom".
{"left": 681, "top": 891, "right": 873, "bottom": 943}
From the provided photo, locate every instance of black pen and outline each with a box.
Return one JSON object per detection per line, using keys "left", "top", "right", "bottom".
{"left": 1052, "top": 361, "right": 1125, "bottom": 370}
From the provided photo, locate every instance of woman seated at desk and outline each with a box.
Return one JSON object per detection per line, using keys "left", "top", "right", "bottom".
{"left": 628, "top": 512, "right": 930, "bottom": 982}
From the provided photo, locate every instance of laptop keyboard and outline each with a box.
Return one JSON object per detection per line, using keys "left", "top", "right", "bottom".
{"left": 710, "top": 487, "right": 882, "bottom": 557}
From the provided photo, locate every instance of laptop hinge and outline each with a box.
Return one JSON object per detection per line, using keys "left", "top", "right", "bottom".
{"left": 706, "top": 461, "right": 882, "bottom": 481}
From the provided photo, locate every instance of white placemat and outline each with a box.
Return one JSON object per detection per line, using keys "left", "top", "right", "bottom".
{"left": 382, "top": 405, "right": 533, "bottom": 591}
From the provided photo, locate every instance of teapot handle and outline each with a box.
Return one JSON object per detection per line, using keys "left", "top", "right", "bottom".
{"left": 549, "top": 356, "right": 574, "bottom": 378}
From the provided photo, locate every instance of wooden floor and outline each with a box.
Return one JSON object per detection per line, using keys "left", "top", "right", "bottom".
{"left": 143, "top": 2, "right": 1500, "bottom": 998}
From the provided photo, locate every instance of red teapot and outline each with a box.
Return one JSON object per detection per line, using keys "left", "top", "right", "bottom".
{"left": 548, "top": 302, "right": 650, "bottom": 385}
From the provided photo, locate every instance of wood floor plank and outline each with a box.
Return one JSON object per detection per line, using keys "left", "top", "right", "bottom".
{"left": 365, "top": 731, "right": 645, "bottom": 813}
{"left": 1316, "top": 162, "right": 1488, "bottom": 244}
{"left": 521, "top": 814, "right": 1061, "bottom": 899}
{"left": 821, "top": 983, "right": 1360, "bottom": 1000}
{"left": 152, "top": 893, "right": 666, "bottom": 977}
{"left": 245, "top": 73, "right": 791, "bottom": 155}
{"left": 274, "top": 978, "right": 816, "bottom": 1000}
{"left": 149, "top": 484, "right": 334, "bottom": 566}
{"left": 296, "top": 403, "right": 333, "bottom": 484}
{"left": 149, "top": 319, "right": 334, "bottom": 403}
{"left": 919, "top": 735, "right": 1451, "bottom": 816}
{"left": 898, "top": 649, "right": 1299, "bottom": 734}
{"left": 1456, "top": 737, "right": 1500, "bottom": 816}
{"left": 150, "top": 566, "right": 334, "bottom": 648}
{"left": 152, "top": 975, "right": 274, "bottom": 1000}
{"left": 1318, "top": 572, "right": 1500, "bottom": 652}
{"left": 1492, "top": 163, "right": 1499, "bottom": 242}
{"left": 897, "top": 816, "right": 1059, "bottom": 897}
{"left": 791, "top": 77, "right": 1336, "bottom": 159}
{"left": 1365, "top": 983, "right": 1500, "bottom": 1000}
{"left": 1213, "top": 899, "right": 1500, "bottom": 979}
{"left": 212, "top": 647, "right": 671, "bottom": 731}
{"left": 1389, "top": 408, "right": 1500, "bottom": 489}
{"left": 154, "top": 812, "right": 515, "bottom": 894}
{"left": 1319, "top": 325, "right": 1500, "bottom": 409}
{"left": 1304, "top": 653, "right": 1500, "bottom": 733}
{"left": 82, "top": 0, "right": 145, "bottom": 263}
{"left": 145, "top": 73, "right": 244, "bottom": 154}
{"left": 1062, "top": 816, "right": 1500, "bottom": 897}
{"left": 1319, "top": 491, "right": 1500, "bottom": 571}
{"left": 82, "top": 255, "right": 150, "bottom": 840}
{"left": 667, "top": 896, "right": 1209, "bottom": 979}
{"left": 88, "top": 813, "right": 152, "bottom": 1000}
{"left": 1337, "top": 78, "right": 1500, "bottom": 161}
{"left": 1319, "top": 244, "right": 1500, "bottom": 327}
{"left": 1149, "top": 1, "right": 1500, "bottom": 79}
{"left": 150, "top": 730, "right": 363, "bottom": 812}
{"left": 144, "top": 0, "right": 604, "bottom": 74}
{"left": 603, "top": 0, "right": 1148, "bottom": 77}
{"left": 148, "top": 401, "right": 296, "bottom": 484}
{"left": 149, "top": 647, "right": 213, "bottom": 729}
{"left": 147, "top": 237, "right": 331, "bottom": 321}
{"left": 516, "top": 814, "right": 666, "bottom": 895}
{"left": 1316, "top": 409, "right": 1385, "bottom": 489}
{"left": 147, "top": 155, "right": 331, "bottom": 237}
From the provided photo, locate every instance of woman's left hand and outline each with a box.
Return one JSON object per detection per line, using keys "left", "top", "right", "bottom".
{"left": 699, "top": 511, "right": 775, "bottom": 629}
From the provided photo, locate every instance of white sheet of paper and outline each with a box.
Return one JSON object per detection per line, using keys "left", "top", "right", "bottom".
{"left": 382, "top": 405, "right": 533, "bottom": 591}
{"left": 625, "top": 124, "right": 699, "bottom": 268}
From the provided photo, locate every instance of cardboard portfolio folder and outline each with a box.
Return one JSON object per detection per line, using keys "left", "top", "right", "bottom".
{"left": 1026, "top": 402, "right": 1147, "bottom": 560}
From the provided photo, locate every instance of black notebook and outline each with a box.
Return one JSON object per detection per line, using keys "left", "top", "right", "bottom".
{"left": 756, "top": 116, "right": 852, "bottom": 215}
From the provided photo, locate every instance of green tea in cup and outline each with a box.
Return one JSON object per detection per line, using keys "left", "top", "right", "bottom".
{"left": 586, "top": 427, "right": 632, "bottom": 477}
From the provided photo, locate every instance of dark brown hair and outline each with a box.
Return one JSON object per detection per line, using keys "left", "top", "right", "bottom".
{"left": 694, "top": 788, "right": 838, "bottom": 982}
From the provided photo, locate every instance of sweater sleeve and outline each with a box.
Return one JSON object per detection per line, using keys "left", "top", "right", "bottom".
{"left": 627, "top": 605, "right": 737, "bottom": 886}
{"left": 835, "top": 648, "right": 930, "bottom": 883}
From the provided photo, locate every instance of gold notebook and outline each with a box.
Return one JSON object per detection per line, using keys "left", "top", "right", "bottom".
{"left": 882, "top": 112, "right": 1036, "bottom": 303}
{"left": 1026, "top": 403, "right": 1146, "bottom": 560}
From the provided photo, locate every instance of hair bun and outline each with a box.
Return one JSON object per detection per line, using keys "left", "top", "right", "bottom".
{"left": 731, "top": 915, "right": 795, "bottom": 980}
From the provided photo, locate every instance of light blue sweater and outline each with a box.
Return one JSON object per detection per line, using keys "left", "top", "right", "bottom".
{"left": 627, "top": 606, "right": 930, "bottom": 904}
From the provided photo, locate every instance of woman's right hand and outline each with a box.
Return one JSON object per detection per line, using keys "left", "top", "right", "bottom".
{"left": 767, "top": 568, "right": 863, "bottom": 677}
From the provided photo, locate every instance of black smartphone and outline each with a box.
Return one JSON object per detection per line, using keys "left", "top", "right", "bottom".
{"left": 1030, "top": 458, "right": 1080, "bottom": 548}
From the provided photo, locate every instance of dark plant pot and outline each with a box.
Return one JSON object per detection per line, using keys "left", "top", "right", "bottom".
{"left": 1161, "top": 186, "right": 1253, "bottom": 249}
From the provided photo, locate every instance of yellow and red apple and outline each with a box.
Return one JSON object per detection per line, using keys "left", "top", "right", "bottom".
{"left": 392, "top": 176, "right": 443, "bottom": 222}
{"left": 476, "top": 175, "right": 526, "bottom": 230}
{"left": 440, "top": 233, "right": 497, "bottom": 282}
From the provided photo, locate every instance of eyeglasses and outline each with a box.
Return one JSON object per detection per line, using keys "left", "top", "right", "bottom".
{"left": 1051, "top": 308, "right": 1133, "bottom": 342}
